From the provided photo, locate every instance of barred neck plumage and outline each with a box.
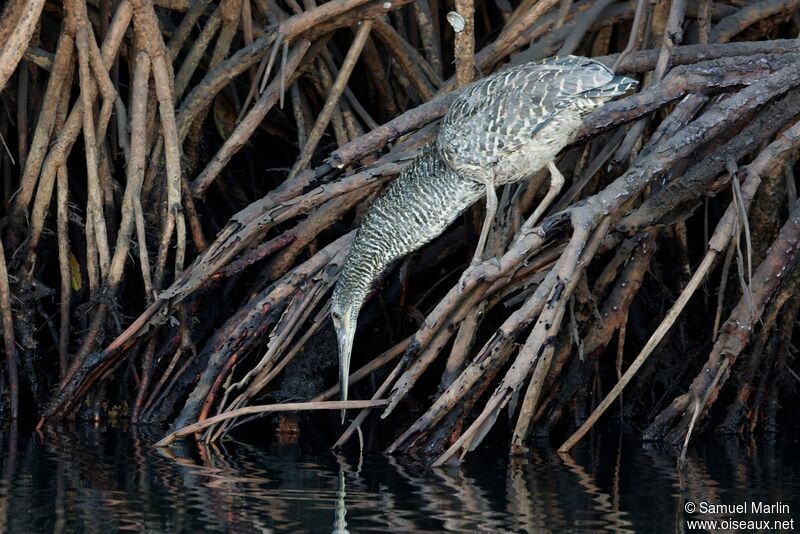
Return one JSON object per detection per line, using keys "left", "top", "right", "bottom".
{"left": 332, "top": 144, "right": 484, "bottom": 312}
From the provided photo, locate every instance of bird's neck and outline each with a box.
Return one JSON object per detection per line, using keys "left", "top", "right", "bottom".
{"left": 335, "top": 251, "right": 376, "bottom": 316}
{"left": 335, "top": 145, "right": 483, "bottom": 312}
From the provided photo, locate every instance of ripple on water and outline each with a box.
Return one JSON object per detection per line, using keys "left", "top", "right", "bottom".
{"left": 0, "top": 426, "right": 797, "bottom": 533}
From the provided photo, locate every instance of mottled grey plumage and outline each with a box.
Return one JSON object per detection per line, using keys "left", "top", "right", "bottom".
{"left": 331, "top": 56, "right": 636, "bottom": 415}
{"left": 439, "top": 56, "right": 629, "bottom": 187}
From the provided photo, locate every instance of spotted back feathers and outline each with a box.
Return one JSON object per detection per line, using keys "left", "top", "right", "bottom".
{"left": 438, "top": 56, "right": 636, "bottom": 180}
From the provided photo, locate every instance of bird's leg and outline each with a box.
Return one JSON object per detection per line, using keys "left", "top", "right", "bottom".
{"left": 521, "top": 161, "right": 565, "bottom": 234}
{"left": 472, "top": 183, "right": 498, "bottom": 265}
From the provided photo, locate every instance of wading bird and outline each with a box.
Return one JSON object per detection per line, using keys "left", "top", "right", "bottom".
{"left": 331, "top": 56, "right": 636, "bottom": 419}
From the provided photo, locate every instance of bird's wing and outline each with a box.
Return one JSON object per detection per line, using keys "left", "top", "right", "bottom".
{"left": 437, "top": 56, "right": 615, "bottom": 173}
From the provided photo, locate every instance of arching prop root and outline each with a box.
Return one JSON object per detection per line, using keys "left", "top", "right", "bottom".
{"left": 2, "top": 0, "right": 800, "bottom": 460}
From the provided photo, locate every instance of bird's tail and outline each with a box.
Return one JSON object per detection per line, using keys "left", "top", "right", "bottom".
{"left": 583, "top": 75, "right": 638, "bottom": 98}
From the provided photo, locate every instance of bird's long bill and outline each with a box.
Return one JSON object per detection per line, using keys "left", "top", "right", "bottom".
{"left": 336, "top": 321, "right": 356, "bottom": 424}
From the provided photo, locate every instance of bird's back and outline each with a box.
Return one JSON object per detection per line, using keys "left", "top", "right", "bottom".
{"left": 438, "top": 56, "right": 636, "bottom": 184}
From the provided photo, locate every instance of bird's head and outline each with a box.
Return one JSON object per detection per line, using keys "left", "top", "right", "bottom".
{"left": 331, "top": 227, "right": 388, "bottom": 421}
{"left": 331, "top": 288, "right": 361, "bottom": 417}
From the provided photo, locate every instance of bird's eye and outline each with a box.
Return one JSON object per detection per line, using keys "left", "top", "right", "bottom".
{"left": 332, "top": 311, "right": 341, "bottom": 321}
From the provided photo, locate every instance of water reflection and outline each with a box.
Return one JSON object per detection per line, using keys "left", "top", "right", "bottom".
{"left": 0, "top": 422, "right": 797, "bottom": 532}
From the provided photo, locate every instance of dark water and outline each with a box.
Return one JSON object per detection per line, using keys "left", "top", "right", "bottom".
{"left": 1, "top": 422, "right": 799, "bottom": 533}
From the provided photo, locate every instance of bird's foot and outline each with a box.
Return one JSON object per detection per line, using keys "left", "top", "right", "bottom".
{"left": 457, "top": 275, "right": 469, "bottom": 295}
{"left": 482, "top": 257, "right": 503, "bottom": 282}
{"left": 459, "top": 257, "right": 502, "bottom": 294}
{"left": 470, "top": 256, "right": 501, "bottom": 270}
{"left": 519, "top": 220, "right": 537, "bottom": 235}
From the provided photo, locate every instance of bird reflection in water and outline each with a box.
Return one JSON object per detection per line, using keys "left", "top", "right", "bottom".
{"left": 0, "top": 426, "right": 798, "bottom": 532}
